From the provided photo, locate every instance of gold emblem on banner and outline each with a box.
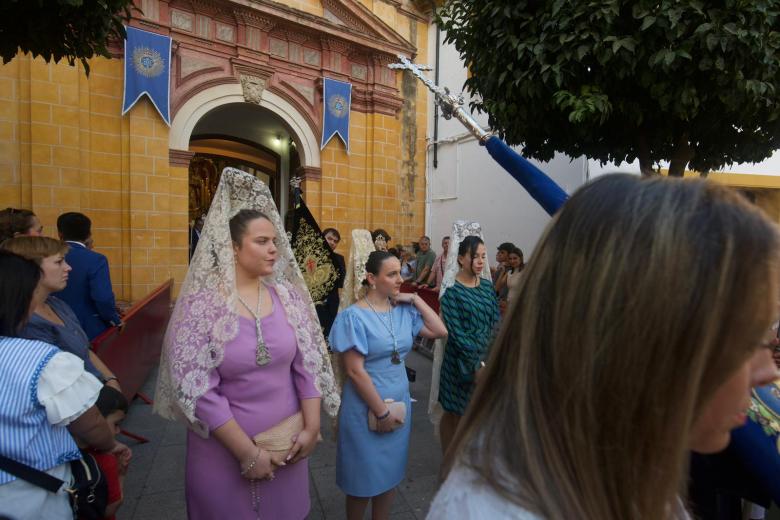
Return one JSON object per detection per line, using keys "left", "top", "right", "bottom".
{"left": 132, "top": 46, "right": 165, "bottom": 78}
{"left": 327, "top": 94, "right": 348, "bottom": 118}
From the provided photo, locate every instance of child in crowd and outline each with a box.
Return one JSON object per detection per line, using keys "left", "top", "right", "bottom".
{"left": 84, "top": 387, "right": 129, "bottom": 520}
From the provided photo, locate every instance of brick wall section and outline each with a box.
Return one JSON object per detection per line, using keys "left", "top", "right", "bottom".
{"left": 0, "top": 55, "right": 188, "bottom": 302}
{"left": 307, "top": 19, "right": 430, "bottom": 259}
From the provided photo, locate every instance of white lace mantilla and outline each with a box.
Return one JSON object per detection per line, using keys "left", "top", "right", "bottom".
{"left": 154, "top": 168, "right": 339, "bottom": 436}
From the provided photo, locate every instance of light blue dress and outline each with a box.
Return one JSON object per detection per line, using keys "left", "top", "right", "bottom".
{"left": 329, "top": 303, "right": 423, "bottom": 497}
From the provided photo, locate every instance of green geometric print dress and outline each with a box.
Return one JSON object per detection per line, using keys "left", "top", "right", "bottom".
{"left": 438, "top": 278, "right": 500, "bottom": 415}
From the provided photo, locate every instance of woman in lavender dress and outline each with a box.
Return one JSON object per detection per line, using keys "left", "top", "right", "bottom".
{"left": 155, "top": 169, "right": 340, "bottom": 519}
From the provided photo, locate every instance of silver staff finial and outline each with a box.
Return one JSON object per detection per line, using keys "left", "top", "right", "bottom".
{"left": 388, "top": 54, "right": 491, "bottom": 143}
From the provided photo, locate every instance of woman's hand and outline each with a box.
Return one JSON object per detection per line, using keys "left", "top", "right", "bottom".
{"left": 375, "top": 408, "right": 404, "bottom": 433}
{"left": 285, "top": 428, "right": 319, "bottom": 464}
{"left": 241, "top": 448, "right": 276, "bottom": 481}
{"left": 392, "top": 292, "right": 415, "bottom": 305}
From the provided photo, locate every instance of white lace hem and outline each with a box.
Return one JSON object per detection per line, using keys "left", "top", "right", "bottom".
{"left": 37, "top": 352, "right": 103, "bottom": 427}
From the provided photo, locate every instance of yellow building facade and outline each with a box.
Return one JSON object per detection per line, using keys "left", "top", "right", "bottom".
{"left": 0, "top": 0, "right": 431, "bottom": 301}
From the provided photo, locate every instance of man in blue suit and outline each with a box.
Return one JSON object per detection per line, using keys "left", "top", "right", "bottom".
{"left": 55, "top": 212, "right": 122, "bottom": 340}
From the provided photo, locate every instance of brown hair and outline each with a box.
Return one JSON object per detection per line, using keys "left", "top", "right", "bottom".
{"left": 0, "top": 236, "right": 69, "bottom": 265}
{"left": 445, "top": 174, "right": 780, "bottom": 519}
{"left": 228, "top": 209, "right": 270, "bottom": 245}
{"left": 0, "top": 208, "right": 37, "bottom": 242}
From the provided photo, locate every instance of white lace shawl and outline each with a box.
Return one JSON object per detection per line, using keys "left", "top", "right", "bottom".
{"left": 338, "top": 229, "right": 374, "bottom": 311}
{"left": 154, "top": 168, "right": 339, "bottom": 437}
{"left": 428, "top": 221, "right": 492, "bottom": 425}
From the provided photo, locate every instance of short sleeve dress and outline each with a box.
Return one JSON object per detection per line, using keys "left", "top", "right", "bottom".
{"left": 185, "top": 285, "right": 321, "bottom": 520}
{"left": 438, "top": 279, "right": 499, "bottom": 415}
{"left": 329, "top": 303, "right": 423, "bottom": 497}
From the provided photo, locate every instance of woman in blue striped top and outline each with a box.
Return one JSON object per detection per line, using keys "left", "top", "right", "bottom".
{"left": 0, "top": 251, "right": 128, "bottom": 520}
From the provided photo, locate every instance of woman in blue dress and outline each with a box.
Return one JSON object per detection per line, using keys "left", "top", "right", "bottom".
{"left": 330, "top": 250, "right": 447, "bottom": 520}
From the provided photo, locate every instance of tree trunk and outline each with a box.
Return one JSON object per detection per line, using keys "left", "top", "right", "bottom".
{"left": 668, "top": 132, "right": 692, "bottom": 177}
{"left": 637, "top": 132, "right": 656, "bottom": 176}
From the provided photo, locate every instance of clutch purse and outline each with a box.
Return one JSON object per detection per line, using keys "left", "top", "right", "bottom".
{"left": 252, "top": 411, "right": 321, "bottom": 454}
{"left": 368, "top": 399, "right": 406, "bottom": 432}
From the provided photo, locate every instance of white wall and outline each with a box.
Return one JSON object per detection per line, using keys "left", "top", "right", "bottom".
{"left": 425, "top": 26, "right": 586, "bottom": 259}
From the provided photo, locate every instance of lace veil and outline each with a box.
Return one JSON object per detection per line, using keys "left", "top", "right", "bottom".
{"left": 154, "top": 168, "right": 339, "bottom": 437}
{"left": 428, "top": 220, "right": 492, "bottom": 425}
{"left": 338, "top": 229, "right": 374, "bottom": 311}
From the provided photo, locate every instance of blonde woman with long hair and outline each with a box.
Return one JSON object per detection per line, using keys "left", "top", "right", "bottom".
{"left": 428, "top": 174, "right": 780, "bottom": 520}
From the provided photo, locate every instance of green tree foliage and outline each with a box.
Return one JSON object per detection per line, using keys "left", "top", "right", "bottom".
{"left": 439, "top": 1, "right": 780, "bottom": 176}
{"left": 0, "top": 0, "right": 135, "bottom": 75}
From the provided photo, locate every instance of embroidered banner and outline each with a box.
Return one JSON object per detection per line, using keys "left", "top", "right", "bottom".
{"left": 321, "top": 78, "right": 351, "bottom": 152}
{"left": 288, "top": 187, "right": 338, "bottom": 304}
{"left": 122, "top": 26, "right": 171, "bottom": 125}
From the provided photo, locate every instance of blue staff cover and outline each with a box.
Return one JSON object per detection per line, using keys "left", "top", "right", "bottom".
{"left": 730, "top": 382, "right": 780, "bottom": 505}
{"left": 484, "top": 135, "right": 569, "bottom": 216}
{"left": 321, "top": 78, "right": 351, "bottom": 152}
{"left": 122, "top": 26, "right": 171, "bottom": 125}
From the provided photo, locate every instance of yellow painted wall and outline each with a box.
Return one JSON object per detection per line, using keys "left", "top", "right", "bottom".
{"left": 308, "top": 17, "right": 429, "bottom": 256}
{"left": 0, "top": 2, "right": 430, "bottom": 297}
{"left": 0, "top": 55, "right": 188, "bottom": 302}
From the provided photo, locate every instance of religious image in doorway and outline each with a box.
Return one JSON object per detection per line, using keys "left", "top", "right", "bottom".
{"left": 288, "top": 185, "right": 339, "bottom": 305}
{"left": 122, "top": 26, "right": 171, "bottom": 125}
{"left": 321, "top": 78, "right": 351, "bottom": 153}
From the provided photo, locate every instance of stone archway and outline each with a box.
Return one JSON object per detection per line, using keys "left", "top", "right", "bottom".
{"left": 169, "top": 82, "right": 321, "bottom": 170}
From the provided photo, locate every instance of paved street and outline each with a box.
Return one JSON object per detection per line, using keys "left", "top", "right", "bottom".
{"left": 117, "top": 350, "right": 441, "bottom": 520}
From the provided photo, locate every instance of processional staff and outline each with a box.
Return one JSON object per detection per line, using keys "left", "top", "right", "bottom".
{"left": 389, "top": 55, "right": 568, "bottom": 216}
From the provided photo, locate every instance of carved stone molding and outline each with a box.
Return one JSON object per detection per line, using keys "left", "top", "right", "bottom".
{"left": 178, "top": 54, "right": 223, "bottom": 82}
{"left": 190, "top": 0, "right": 221, "bottom": 16}
{"left": 240, "top": 74, "right": 267, "bottom": 105}
{"left": 321, "top": 37, "right": 353, "bottom": 56}
{"left": 170, "top": 149, "right": 196, "bottom": 167}
{"left": 371, "top": 53, "right": 397, "bottom": 66}
{"left": 322, "top": 0, "right": 373, "bottom": 35}
{"left": 286, "top": 30, "right": 310, "bottom": 44}
{"left": 171, "top": 9, "right": 194, "bottom": 32}
{"left": 233, "top": 9, "right": 275, "bottom": 31}
{"left": 295, "top": 166, "right": 322, "bottom": 181}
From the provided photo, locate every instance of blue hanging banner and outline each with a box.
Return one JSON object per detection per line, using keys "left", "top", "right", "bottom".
{"left": 122, "top": 26, "right": 171, "bottom": 125}
{"left": 321, "top": 78, "right": 351, "bottom": 152}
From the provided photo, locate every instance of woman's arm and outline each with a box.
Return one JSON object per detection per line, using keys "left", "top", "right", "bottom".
{"left": 395, "top": 293, "right": 447, "bottom": 339}
{"left": 88, "top": 351, "right": 121, "bottom": 390}
{"left": 494, "top": 270, "right": 509, "bottom": 292}
{"left": 212, "top": 419, "right": 277, "bottom": 479}
{"left": 342, "top": 350, "right": 403, "bottom": 432}
{"left": 68, "top": 406, "right": 117, "bottom": 451}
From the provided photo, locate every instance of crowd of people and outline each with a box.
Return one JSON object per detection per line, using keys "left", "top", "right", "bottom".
{"left": 0, "top": 209, "right": 130, "bottom": 519}
{"left": 163, "top": 169, "right": 780, "bottom": 520}
{"left": 3, "top": 170, "right": 780, "bottom": 520}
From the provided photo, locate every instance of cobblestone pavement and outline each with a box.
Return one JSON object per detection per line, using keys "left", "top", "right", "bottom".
{"left": 117, "top": 350, "right": 441, "bottom": 520}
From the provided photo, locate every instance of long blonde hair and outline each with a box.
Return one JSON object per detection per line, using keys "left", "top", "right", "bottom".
{"left": 445, "top": 175, "right": 780, "bottom": 519}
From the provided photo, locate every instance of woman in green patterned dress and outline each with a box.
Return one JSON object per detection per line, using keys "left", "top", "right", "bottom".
{"left": 438, "top": 236, "right": 499, "bottom": 455}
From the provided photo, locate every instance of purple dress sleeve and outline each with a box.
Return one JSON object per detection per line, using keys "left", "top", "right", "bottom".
{"left": 195, "top": 366, "right": 234, "bottom": 432}
{"left": 291, "top": 345, "right": 321, "bottom": 400}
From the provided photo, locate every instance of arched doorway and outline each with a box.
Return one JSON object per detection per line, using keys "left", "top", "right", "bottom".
{"left": 186, "top": 102, "right": 300, "bottom": 222}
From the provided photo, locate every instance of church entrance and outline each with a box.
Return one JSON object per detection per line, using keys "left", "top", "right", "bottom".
{"left": 187, "top": 102, "right": 302, "bottom": 223}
